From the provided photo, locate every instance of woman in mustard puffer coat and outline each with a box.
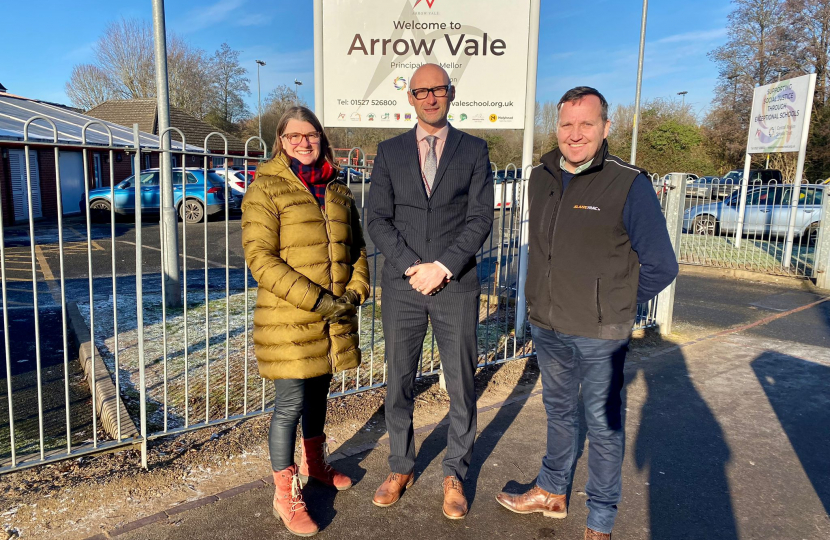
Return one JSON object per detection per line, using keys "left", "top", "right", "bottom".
{"left": 241, "top": 106, "right": 369, "bottom": 537}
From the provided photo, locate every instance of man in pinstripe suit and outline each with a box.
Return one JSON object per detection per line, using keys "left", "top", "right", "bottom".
{"left": 366, "top": 64, "right": 494, "bottom": 520}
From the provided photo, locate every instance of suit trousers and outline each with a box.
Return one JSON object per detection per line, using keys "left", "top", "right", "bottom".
{"left": 382, "top": 287, "right": 480, "bottom": 480}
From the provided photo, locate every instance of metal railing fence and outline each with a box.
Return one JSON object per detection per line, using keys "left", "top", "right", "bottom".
{"left": 654, "top": 173, "right": 824, "bottom": 277}
{"left": 0, "top": 123, "right": 670, "bottom": 474}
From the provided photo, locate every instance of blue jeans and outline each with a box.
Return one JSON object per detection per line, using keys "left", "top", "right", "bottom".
{"left": 531, "top": 324, "right": 629, "bottom": 535}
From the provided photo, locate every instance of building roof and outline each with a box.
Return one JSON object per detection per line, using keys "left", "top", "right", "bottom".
{"left": 0, "top": 94, "right": 198, "bottom": 150}
{"left": 86, "top": 99, "right": 256, "bottom": 155}
{"left": 85, "top": 99, "right": 157, "bottom": 134}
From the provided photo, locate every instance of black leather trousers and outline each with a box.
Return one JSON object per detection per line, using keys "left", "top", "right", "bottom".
{"left": 269, "top": 374, "right": 332, "bottom": 471}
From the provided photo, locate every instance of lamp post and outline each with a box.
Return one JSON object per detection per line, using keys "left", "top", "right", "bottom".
{"left": 256, "top": 60, "right": 266, "bottom": 142}
{"left": 677, "top": 90, "right": 688, "bottom": 107}
{"left": 630, "top": 0, "right": 648, "bottom": 166}
{"left": 151, "top": 0, "right": 181, "bottom": 309}
{"left": 294, "top": 79, "right": 303, "bottom": 104}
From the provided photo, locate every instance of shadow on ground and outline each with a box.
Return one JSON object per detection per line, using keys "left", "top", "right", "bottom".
{"left": 631, "top": 331, "right": 738, "bottom": 540}
{"left": 752, "top": 352, "right": 830, "bottom": 517}
{"left": 305, "top": 354, "right": 540, "bottom": 530}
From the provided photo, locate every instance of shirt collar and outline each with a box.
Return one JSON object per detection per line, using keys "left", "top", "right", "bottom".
{"left": 416, "top": 123, "right": 450, "bottom": 142}
{"left": 560, "top": 156, "right": 594, "bottom": 175}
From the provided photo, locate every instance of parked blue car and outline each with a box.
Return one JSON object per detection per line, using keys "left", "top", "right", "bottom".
{"left": 683, "top": 184, "right": 823, "bottom": 243}
{"left": 85, "top": 168, "right": 240, "bottom": 223}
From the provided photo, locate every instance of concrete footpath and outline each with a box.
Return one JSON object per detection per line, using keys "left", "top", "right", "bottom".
{"left": 104, "top": 276, "right": 830, "bottom": 540}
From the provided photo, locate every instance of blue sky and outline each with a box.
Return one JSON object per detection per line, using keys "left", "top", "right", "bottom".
{"left": 0, "top": 0, "right": 731, "bottom": 119}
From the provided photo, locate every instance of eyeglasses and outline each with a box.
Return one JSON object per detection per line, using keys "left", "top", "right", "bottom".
{"left": 410, "top": 85, "right": 451, "bottom": 100}
{"left": 281, "top": 132, "right": 321, "bottom": 145}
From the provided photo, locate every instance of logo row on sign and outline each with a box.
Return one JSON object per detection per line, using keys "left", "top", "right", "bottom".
{"left": 335, "top": 111, "right": 501, "bottom": 123}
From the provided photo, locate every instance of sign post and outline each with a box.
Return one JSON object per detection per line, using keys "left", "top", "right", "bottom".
{"left": 515, "top": 0, "right": 541, "bottom": 337}
{"left": 734, "top": 74, "right": 816, "bottom": 263}
{"left": 781, "top": 74, "right": 817, "bottom": 267}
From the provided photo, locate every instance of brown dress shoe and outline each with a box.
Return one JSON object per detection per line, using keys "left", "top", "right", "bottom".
{"left": 495, "top": 485, "right": 567, "bottom": 519}
{"left": 372, "top": 471, "right": 414, "bottom": 507}
{"left": 442, "top": 476, "right": 468, "bottom": 520}
{"left": 585, "top": 527, "right": 611, "bottom": 539}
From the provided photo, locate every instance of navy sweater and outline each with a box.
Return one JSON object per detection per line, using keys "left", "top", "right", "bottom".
{"left": 561, "top": 170, "right": 679, "bottom": 303}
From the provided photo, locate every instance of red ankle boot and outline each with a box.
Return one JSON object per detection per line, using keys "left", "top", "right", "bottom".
{"left": 299, "top": 434, "right": 353, "bottom": 491}
{"left": 272, "top": 464, "right": 318, "bottom": 537}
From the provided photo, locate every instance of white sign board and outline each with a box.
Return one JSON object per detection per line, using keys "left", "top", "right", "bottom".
{"left": 318, "top": 0, "right": 532, "bottom": 129}
{"left": 747, "top": 74, "right": 813, "bottom": 154}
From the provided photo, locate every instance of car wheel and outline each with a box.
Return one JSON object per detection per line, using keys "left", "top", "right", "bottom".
{"left": 89, "top": 199, "right": 111, "bottom": 222}
{"left": 692, "top": 215, "right": 718, "bottom": 236}
{"left": 180, "top": 199, "right": 205, "bottom": 223}
{"left": 804, "top": 222, "right": 820, "bottom": 246}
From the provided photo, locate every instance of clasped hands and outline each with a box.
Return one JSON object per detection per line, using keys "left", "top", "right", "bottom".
{"left": 406, "top": 262, "right": 450, "bottom": 296}
{"left": 313, "top": 290, "right": 361, "bottom": 323}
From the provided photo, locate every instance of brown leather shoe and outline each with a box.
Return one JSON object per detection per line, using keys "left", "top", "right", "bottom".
{"left": 585, "top": 527, "right": 611, "bottom": 539}
{"left": 442, "top": 476, "right": 468, "bottom": 520}
{"left": 495, "top": 485, "right": 567, "bottom": 519}
{"left": 372, "top": 472, "right": 414, "bottom": 507}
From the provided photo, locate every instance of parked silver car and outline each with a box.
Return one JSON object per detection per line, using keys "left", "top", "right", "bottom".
{"left": 686, "top": 176, "right": 720, "bottom": 198}
{"left": 683, "top": 184, "right": 823, "bottom": 242}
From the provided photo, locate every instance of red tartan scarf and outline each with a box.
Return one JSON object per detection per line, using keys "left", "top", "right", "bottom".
{"left": 290, "top": 158, "right": 335, "bottom": 210}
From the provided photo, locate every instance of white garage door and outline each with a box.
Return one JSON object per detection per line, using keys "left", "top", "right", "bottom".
{"left": 58, "top": 151, "right": 85, "bottom": 215}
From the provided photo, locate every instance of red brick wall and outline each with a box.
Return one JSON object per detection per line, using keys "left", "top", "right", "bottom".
{"left": 111, "top": 153, "right": 133, "bottom": 185}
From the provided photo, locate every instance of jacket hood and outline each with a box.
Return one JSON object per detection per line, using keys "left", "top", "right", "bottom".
{"left": 540, "top": 139, "right": 610, "bottom": 177}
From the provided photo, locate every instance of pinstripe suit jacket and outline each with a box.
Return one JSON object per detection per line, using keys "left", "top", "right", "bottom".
{"left": 366, "top": 125, "right": 494, "bottom": 293}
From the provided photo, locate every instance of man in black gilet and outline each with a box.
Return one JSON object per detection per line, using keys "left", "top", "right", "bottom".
{"left": 495, "top": 87, "right": 678, "bottom": 540}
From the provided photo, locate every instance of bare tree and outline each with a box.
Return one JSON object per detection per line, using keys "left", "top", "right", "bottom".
{"left": 93, "top": 17, "right": 155, "bottom": 100}
{"left": 240, "top": 85, "right": 305, "bottom": 151}
{"left": 782, "top": 0, "right": 830, "bottom": 105}
{"left": 534, "top": 101, "right": 558, "bottom": 158}
{"left": 65, "top": 16, "right": 228, "bottom": 123}
{"left": 209, "top": 43, "right": 251, "bottom": 126}
{"left": 769, "top": 152, "right": 800, "bottom": 180}
{"left": 608, "top": 103, "right": 635, "bottom": 159}
{"left": 701, "top": 106, "right": 747, "bottom": 173}
{"left": 167, "top": 35, "right": 215, "bottom": 120}
{"left": 65, "top": 64, "right": 115, "bottom": 111}
{"left": 709, "top": 0, "right": 788, "bottom": 122}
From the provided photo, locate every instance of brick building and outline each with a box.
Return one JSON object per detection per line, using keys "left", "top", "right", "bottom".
{"left": 85, "top": 100, "right": 262, "bottom": 169}
{"left": 0, "top": 90, "right": 191, "bottom": 225}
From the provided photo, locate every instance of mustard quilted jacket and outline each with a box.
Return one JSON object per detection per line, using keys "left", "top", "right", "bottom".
{"left": 241, "top": 155, "right": 370, "bottom": 380}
